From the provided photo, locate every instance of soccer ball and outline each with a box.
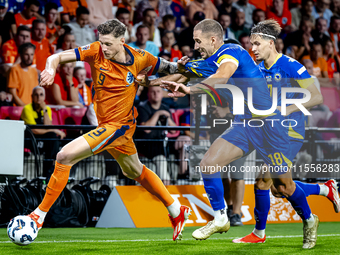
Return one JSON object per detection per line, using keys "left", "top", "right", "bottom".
{"left": 7, "top": 216, "right": 38, "bottom": 246}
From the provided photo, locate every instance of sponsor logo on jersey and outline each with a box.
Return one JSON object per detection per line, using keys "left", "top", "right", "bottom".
{"left": 81, "top": 44, "right": 90, "bottom": 51}
{"left": 266, "top": 76, "right": 272, "bottom": 82}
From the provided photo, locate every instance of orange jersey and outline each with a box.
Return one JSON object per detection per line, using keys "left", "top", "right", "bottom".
{"left": 46, "top": 25, "right": 60, "bottom": 45}
{"left": 14, "top": 13, "right": 36, "bottom": 28}
{"left": 31, "top": 37, "right": 53, "bottom": 71}
{"left": 75, "top": 42, "right": 159, "bottom": 126}
{"left": 60, "top": 0, "right": 88, "bottom": 17}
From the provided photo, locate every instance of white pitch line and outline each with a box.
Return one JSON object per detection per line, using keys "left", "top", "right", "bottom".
{"left": 0, "top": 234, "right": 340, "bottom": 244}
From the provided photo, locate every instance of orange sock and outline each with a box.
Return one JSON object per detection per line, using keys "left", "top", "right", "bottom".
{"left": 135, "top": 165, "right": 174, "bottom": 207}
{"left": 39, "top": 162, "right": 71, "bottom": 212}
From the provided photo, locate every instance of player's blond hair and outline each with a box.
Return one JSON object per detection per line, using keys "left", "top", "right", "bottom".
{"left": 251, "top": 19, "right": 282, "bottom": 42}
{"left": 97, "top": 19, "right": 126, "bottom": 38}
{"left": 194, "top": 19, "right": 223, "bottom": 41}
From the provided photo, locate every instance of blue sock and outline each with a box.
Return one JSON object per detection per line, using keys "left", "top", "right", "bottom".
{"left": 202, "top": 172, "right": 225, "bottom": 211}
{"left": 294, "top": 181, "right": 320, "bottom": 197}
{"left": 287, "top": 184, "right": 312, "bottom": 220}
{"left": 254, "top": 189, "right": 270, "bottom": 230}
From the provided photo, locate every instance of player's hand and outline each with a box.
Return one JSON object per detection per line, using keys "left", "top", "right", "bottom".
{"left": 136, "top": 69, "right": 150, "bottom": 86}
{"left": 40, "top": 69, "right": 55, "bottom": 86}
{"left": 178, "top": 56, "right": 190, "bottom": 73}
{"left": 160, "top": 80, "right": 189, "bottom": 97}
{"left": 54, "top": 129, "right": 66, "bottom": 139}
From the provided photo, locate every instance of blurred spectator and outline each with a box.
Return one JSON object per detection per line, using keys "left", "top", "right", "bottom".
{"left": 217, "top": 0, "right": 237, "bottom": 18}
{"left": 1, "top": 26, "right": 32, "bottom": 74}
{"left": 116, "top": 8, "right": 136, "bottom": 44}
{"left": 136, "top": 86, "right": 177, "bottom": 185}
{"left": 252, "top": 8, "right": 265, "bottom": 26}
{"left": 117, "top": 0, "right": 135, "bottom": 23}
{"left": 302, "top": 41, "right": 329, "bottom": 78}
{"left": 14, "top": 0, "right": 40, "bottom": 28}
{"left": 331, "top": 0, "right": 340, "bottom": 16}
{"left": 133, "top": 9, "right": 161, "bottom": 47}
{"left": 180, "top": 45, "right": 194, "bottom": 57}
{"left": 66, "top": 6, "right": 96, "bottom": 47}
{"left": 312, "top": 0, "right": 333, "bottom": 27}
{"left": 74, "top": 66, "right": 92, "bottom": 106}
{"left": 169, "top": 0, "right": 188, "bottom": 30}
{"left": 56, "top": 31, "right": 76, "bottom": 53}
{"left": 291, "top": 0, "right": 315, "bottom": 29}
{"left": 239, "top": 33, "right": 255, "bottom": 60}
{"left": 160, "top": 31, "right": 182, "bottom": 62}
{"left": 129, "top": 25, "right": 160, "bottom": 56}
{"left": 219, "top": 13, "right": 235, "bottom": 40}
{"left": 284, "top": 17, "right": 313, "bottom": 60}
{"left": 159, "top": 14, "right": 178, "bottom": 40}
{"left": 323, "top": 38, "right": 340, "bottom": 81}
{"left": 312, "top": 17, "right": 331, "bottom": 46}
{"left": 230, "top": 10, "right": 250, "bottom": 40}
{"left": 135, "top": 0, "right": 173, "bottom": 27}
{"left": 275, "top": 38, "right": 284, "bottom": 53}
{"left": 86, "top": 0, "right": 114, "bottom": 27}
{"left": 232, "top": 0, "right": 256, "bottom": 29}
{"left": 285, "top": 45, "right": 296, "bottom": 58}
{"left": 21, "top": 86, "right": 66, "bottom": 178}
{"left": 31, "top": 19, "right": 53, "bottom": 72}
{"left": 302, "top": 58, "right": 321, "bottom": 91}
{"left": 45, "top": 3, "right": 64, "bottom": 47}
{"left": 186, "top": 0, "right": 218, "bottom": 25}
{"left": 45, "top": 62, "right": 83, "bottom": 107}
{"left": 178, "top": 11, "right": 205, "bottom": 49}
{"left": 38, "top": 0, "right": 64, "bottom": 16}
{"left": 329, "top": 15, "right": 340, "bottom": 52}
{"left": 8, "top": 43, "right": 38, "bottom": 106}
{"left": 0, "top": 89, "right": 12, "bottom": 107}
{"left": 322, "top": 108, "right": 340, "bottom": 141}
{"left": 60, "top": 0, "right": 87, "bottom": 24}
{"left": 0, "top": 0, "right": 16, "bottom": 46}
{"left": 266, "top": 0, "right": 292, "bottom": 29}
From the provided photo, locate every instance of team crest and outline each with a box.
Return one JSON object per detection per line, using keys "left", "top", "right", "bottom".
{"left": 81, "top": 44, "right": 90, "bottom": 51}
{"left": 126, "top": 72, "right": 134, "bottom": 85}
{"left": 192, "top": 62, "right": 198, "bottom": 68}
{"left": 274, "top": 73, "right": 282, "bottom": 82}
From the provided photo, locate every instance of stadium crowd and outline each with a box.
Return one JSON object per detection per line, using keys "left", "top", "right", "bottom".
{"left": 0, "top": 0, "right": 339, "bottom": 228}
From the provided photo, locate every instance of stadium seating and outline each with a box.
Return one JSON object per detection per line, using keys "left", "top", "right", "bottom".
{"left": 0, "top": 106, "right": 24, "bottom": 120}
{"left": 57, "top": 108, "right": 87, "bottom": 125}
{"left": 320, "top": 87, "right": 340, "bottom": 112}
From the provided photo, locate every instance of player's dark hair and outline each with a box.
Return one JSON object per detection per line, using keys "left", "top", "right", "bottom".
{"left": 76, "top": 6, "right": 90, "bottom": 17}
{"left": 17, "top": 25, "right": 31, "bottom": 34}
{"left": 44, "top": 3, "right": 58, "bottom": 17}
{"left": 143, "top": 8, "right": 155, "bottom": 17}
{"left": 18, "top": 42, "right": 36, "bottom": 55}
{"left": 32, "top": 19, "right": 46, "bottom": 29}
{"left": 194, "top": 19, "right": 224, "bottom": 41}
{"left": 250, "top": 19, "right": 281, "bottom": 41}
{"left": 97, "top": 19, "right": 126, "bottom": 38}
{"left": 116, "top": 8, "right": 130, "bottom": 17}
{"left": 24, "top": 0, "right": 40, "bottom": 7}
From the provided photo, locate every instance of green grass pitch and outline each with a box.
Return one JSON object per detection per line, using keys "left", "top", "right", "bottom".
{"left": 1, "top": 222, "right": 340, "bottom": 255}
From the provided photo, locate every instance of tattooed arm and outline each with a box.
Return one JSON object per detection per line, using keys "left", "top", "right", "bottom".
{"left": 157, "top": 58, "right": 179, "bottom": 74}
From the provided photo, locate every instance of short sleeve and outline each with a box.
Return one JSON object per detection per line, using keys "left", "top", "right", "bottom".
{"left": 136, "top": 48, "right": 160, "bottom": 76}
{"left": 217, "top": 48, "right": 240, "bottom": 68}
{"left": 288, "top": 58, "right": 314, "bottom": 89}
{"left": 74, "top": 41, "right": 100, "bottom": 63}
{"left": 7, "top": 67, "right": 19, "bottom": 89}
{"left": 21, "top": 105, "right": 36, "bottom": 125}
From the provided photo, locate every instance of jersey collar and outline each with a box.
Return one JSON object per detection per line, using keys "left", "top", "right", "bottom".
{"left": 109, "top": 45, "right": 134, "bottom": 66}
{"left": 265, "top": 53, "right": 282, "bottom": 70}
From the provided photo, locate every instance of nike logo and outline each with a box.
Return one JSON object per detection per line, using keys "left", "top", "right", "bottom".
{"left": 100, "top": 67, "right": 109, "bottom": 71}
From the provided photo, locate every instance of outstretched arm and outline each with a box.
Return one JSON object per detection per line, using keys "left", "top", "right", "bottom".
{"left": 40, "top": 50, "right": 77, "bottom": 87}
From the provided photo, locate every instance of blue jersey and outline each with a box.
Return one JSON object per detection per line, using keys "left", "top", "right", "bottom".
{"left": 258, "top": 54, "right": 314, "bottom": 142}
{"left": 185, "top": 44, "right": 273, "bottom": 119}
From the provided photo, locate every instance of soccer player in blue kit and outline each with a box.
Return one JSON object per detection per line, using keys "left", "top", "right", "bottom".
{"left": 232, "top": 19, "right": 340, "bottom": 248}
{"left": 160, "top": 19, "right": 320, "bottom": 247}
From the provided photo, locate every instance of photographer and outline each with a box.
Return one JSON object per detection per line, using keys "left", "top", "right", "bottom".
{"left": 136, "top": 87, "right": 177, "bottom": 185}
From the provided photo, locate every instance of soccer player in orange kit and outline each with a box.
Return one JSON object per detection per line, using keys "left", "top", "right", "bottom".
{"left": 26, "top": 19, "right": 190, "bottom": 241}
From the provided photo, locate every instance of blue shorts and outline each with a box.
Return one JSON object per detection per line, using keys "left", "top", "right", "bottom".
{"left": 289, "top": 139, "right": 304, "bottom": 160}
{"left": 220, "top": 114, "right": 293, "bottom": 174}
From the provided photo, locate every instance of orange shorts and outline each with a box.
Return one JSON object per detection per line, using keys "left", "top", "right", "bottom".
{"left": 83, "top": 124, "right": 137, "bottom": 159}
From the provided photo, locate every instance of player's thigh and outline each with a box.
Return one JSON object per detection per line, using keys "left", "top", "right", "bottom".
{"left": 57, "top": 136, "right": 93, "bottom": 165}
{"left": 289, "top": 139, "right": 304, "bottom": 160}
{"left": 200, "top": 137, "right": 244, "bottom": 174}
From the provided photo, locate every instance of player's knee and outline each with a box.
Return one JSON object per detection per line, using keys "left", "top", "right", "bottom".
{"left": 200, "top": 158, "right": 217, "bottom": 174}
{"left": 56, "top": 150, "right": 72, "bottom": 165}
{"left": 255, "top": 178, "right": 272, "bottom": 190}
{"left": 275, "top": 183, "right": 295, "bottom": 197}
